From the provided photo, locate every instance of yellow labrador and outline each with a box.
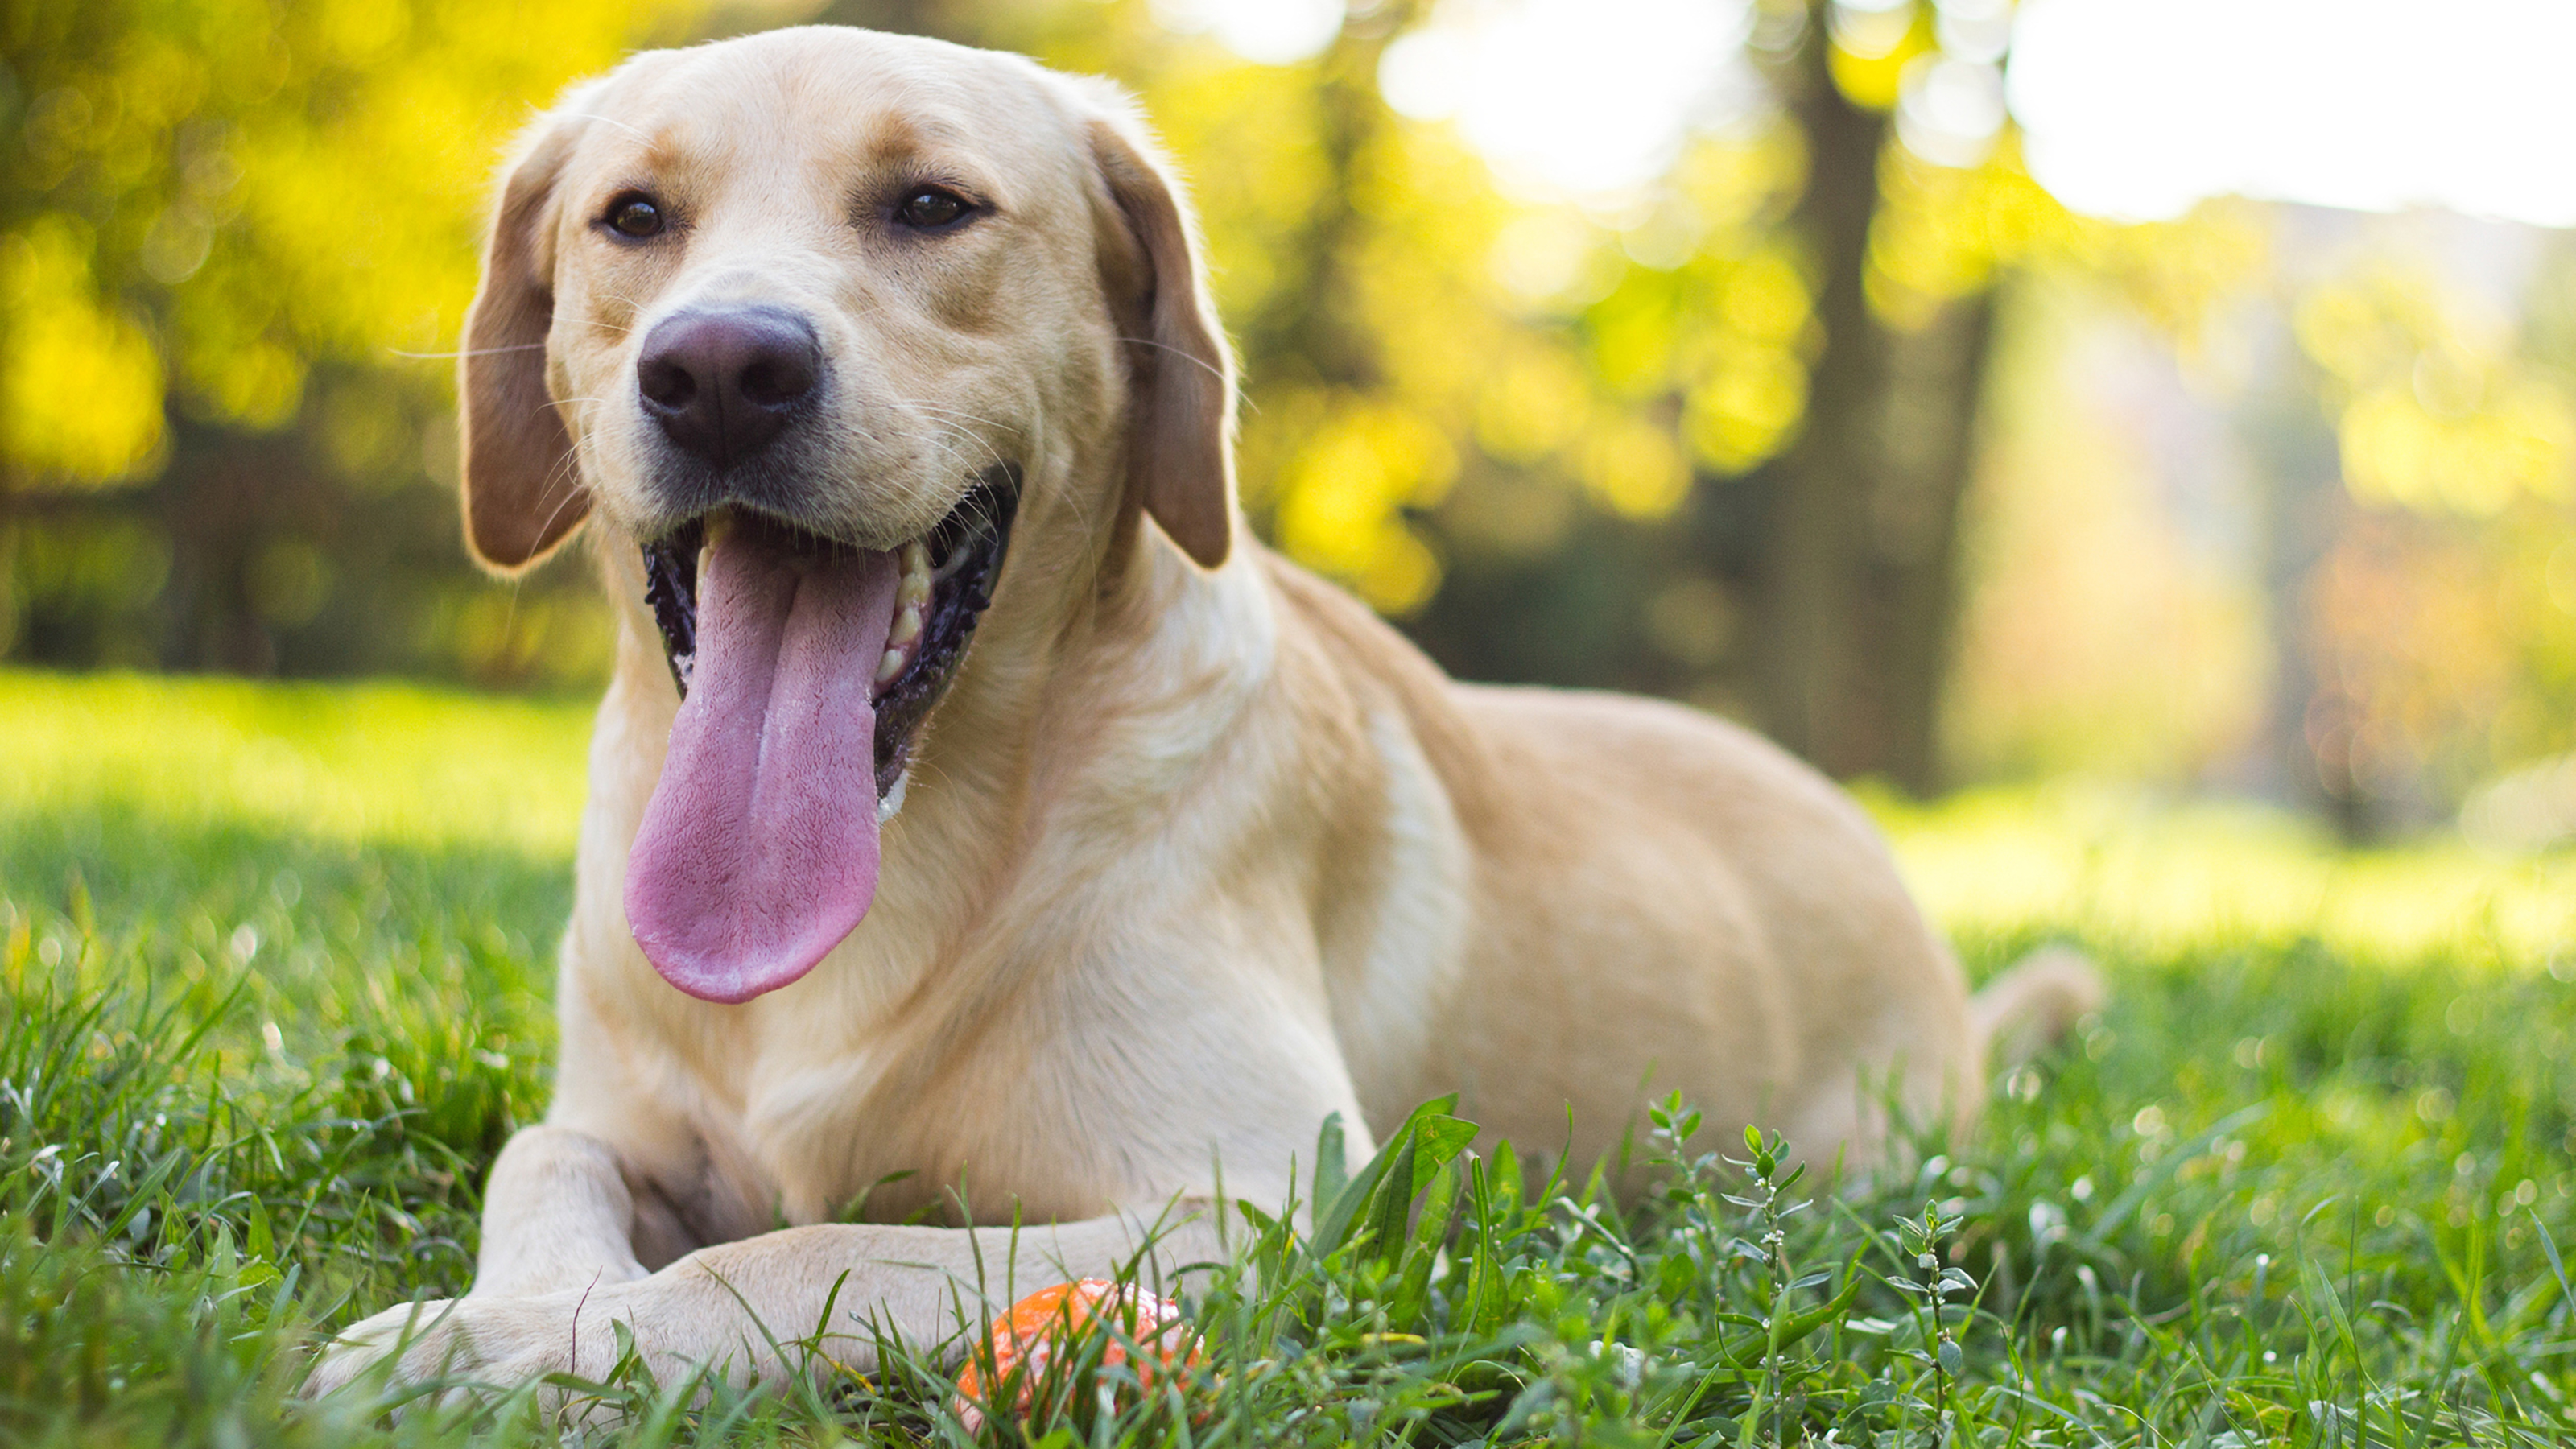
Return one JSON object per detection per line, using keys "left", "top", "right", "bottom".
{"left": 312, "top": 25, "right": 2095, "bottom": 1393}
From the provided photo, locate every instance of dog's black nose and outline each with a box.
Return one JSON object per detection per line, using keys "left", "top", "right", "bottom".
{"left": 637, "top": 308, "right": 821, "bottom": 467}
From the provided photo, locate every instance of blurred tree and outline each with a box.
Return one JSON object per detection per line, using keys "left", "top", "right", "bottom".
{"left": 26, "top": 0, "right": 2574, "bottom": 842}
{"left": 1062, "top": 0, "right": 2047, "bottom": 798}
{"left": 2279, "top": 238, "right": 2576, "bottom": 836}
{"left": 0, "top": 0, "right": 725, "bottom": 679}
{"left": 1398, "top": 0, "right": 2044, "bottom": 794}
{"left": 1938, "top": 204, "right": 2576, "bottom": 839}
{"left": 0, "top": 0, "right": 2045, "bottom": 791}
{"left": 1725, "top": 0, "right": 2039, "bottom": 791}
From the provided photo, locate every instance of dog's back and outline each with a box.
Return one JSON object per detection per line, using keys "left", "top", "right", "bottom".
{"left": 1265, "top": 549, "right": 1981, "bottom": 1170}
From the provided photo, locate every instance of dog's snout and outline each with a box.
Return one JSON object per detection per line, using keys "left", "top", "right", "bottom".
{"left": 637, "top": 308, "right": 822, "bottom": 467}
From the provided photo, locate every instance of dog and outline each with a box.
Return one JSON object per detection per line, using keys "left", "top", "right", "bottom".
{"left": 310, "top": 25, "right": 2097, "bottom": 1395}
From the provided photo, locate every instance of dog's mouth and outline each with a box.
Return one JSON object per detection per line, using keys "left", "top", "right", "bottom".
{"left": 640, "top": 469, "right": 1019, "bottom": 797}
{"left": 623, "top": 467, "right": 1019, "bottom": 1005}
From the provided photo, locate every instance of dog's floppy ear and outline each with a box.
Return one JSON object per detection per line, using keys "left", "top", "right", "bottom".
{"left": 457, "top": 101, "right": 593, "bottom": 572}
{"left": 1088, "top": 109, "right": 1237, "bottom": 571}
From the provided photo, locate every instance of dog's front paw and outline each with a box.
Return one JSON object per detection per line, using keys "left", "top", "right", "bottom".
{"left": 306, "top": 1276, "right": 764, "bottom": 1406}
{"left": 304, "top": 1291, "right": 604, "bottom": 1401}
{"left": 305, "top": 1297, "right": 470, "bottom": 1399}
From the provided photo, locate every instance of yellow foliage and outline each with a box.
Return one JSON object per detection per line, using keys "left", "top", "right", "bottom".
{"left": 1869, "top": 136, "right": 2074, "bottom": 330}
{"left": 2297, "top": 266, "right": 2576, "bottom": 516}
{"left": 0, "top": 221, "right": 166, "bottom": 485}
{"left": 1720, "top": 252, "right": 1810, "bottom": 345}
{"left": 1134, "top": 52, "right": 1337, "bottom": 336}
{"left": 1474, "top": 350, "right": 1591, "bottom": 464}
{"left": 319, "top": 0, "right": 413, "bottom": 63}
{"left": 1683, "top": 345, "right": 1806, "bottom": 473}
{"left": 211, "top": 340, "right": 308, "bottom": 431}
{"left": 1825, "top": 5, "right": 1933, "bottom": 112}
{"left": 2070, "top": 198, "right": 2272, "bottom": 355}
{"left": 2339, "top": 383, "right": 2574, "bottom": 515}
{"left": 1587, "top": 289, "right": 1678, "bottom": 398}
{"left": 2296, "top": 268, "right": 2454, "bottom": 386}
{"left": 1275, "top": 400, "right": 1457, "bottom": 613}
{"left": 1487, "top": 209, "right": 1610, "bottom": 304}
{"left": 1670, "top": 124, "right": 1805, "bottom": 237}
{"left": 1354, "top": 530, "right": 1443, "bottom": 618}
{"left": 3, "top": 0, "right": 715, "bottom": 492}
{"left": 1579, "top": 417, "right": 1690, "bottom": 519}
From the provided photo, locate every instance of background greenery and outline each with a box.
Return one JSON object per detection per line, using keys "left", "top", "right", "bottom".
{"left": 8, "top": 0, "right": 2575, "bottom": 831}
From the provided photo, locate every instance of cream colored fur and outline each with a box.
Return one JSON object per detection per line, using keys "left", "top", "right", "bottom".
{"left": 310, "top": 26, "right": 2091, "bottom": 1397}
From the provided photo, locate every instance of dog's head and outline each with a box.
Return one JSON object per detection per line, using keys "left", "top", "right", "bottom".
{"left": 457, "top": 28, "right": 1236, "bottom": 1001}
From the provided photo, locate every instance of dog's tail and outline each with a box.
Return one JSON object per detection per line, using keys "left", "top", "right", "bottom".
{"left": 1970, "top": 945, "right": 2106, "bottom": 1071}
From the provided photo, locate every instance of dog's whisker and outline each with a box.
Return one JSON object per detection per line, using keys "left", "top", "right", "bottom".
{"left": 390, "top": 341, "right": 550, "bottom": 361}
{"left": 894, "top": 401, "right": 1013, "bottom": 456}
{"left": 1114, "top": 336, "right": 1230, "bottom": 390}
{"left": 891, "top": 404, "right": 1019, "bottom": 515}
{"left": 557, "top": 108, "right": 653, "bottom": 142}
{"left": 902, "top": 411, "right": 1034, "bottom": 477}
{"left": 900, "top": 402, "right": 1008, "bottom": 428}
{"left": 529, "top": 444, "right": 592, "bottom": 545}
{"left": 913, "top": 418, "right": 1012, "bottom": 485}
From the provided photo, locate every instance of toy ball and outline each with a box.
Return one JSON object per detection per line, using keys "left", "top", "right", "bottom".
{"left": 952, "top": 1278, "right": 1200, "bottom": 1431}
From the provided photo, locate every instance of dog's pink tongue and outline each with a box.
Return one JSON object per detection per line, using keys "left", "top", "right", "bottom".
{"left": 625, "top": 528, "right": 900, "bottom": 1003}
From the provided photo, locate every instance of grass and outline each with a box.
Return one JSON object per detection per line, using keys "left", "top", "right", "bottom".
{"left": 3, "top": 665, "right": 2574, "bottom": 1445}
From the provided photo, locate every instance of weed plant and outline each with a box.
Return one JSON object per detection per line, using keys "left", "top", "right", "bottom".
{"left": 4, "top": 671, "right": 2575, "bottom": 1445}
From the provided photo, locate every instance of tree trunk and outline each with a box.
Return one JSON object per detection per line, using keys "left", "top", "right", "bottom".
{"left": 1740, "top": 1, "right": 2001, "bottom": 794}
{"left": 1747, "top": 6, "right": 1890, "bottom": 774}
{"left": 1852, "top": 285, "right": 1999, "bottom": 794}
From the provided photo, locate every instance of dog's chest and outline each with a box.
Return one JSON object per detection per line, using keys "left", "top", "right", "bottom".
{"left": 707, "top": 1018, "right": 1135, "bottom": 1228}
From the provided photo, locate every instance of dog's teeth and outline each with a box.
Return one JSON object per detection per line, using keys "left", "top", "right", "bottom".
{"left": 898, "top": 543, "right": 933, "bottom": 605}
{"left": 875, "top": 649, "right": 906, "bottom": 683}
{"left": 890, "top": 607, "right": 921, "bottom": 646}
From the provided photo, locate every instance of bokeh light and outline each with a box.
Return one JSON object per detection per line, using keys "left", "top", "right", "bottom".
{"left": 2009, "top": 0, "right": 2576, "bottom": 225}
{"left": 1377, "top": 0, "right": 1757, "bottom": 200}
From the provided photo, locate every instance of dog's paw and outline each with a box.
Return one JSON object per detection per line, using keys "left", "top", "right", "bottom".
{"left": 303, "top": 1291, "right": 601, "bottom": 1401}
{"left": 304, "top": 1297, "right": 469, "bottom": 1399}
{"left": 304, "top": 1276, "right": 766, "bottom": 1409}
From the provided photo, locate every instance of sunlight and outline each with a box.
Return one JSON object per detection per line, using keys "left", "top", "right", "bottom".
{"left": 2011, "top": 0, "right": 2576, "bottom": 225}
{"left": 1175, "top": 0, "right": 2576, "bottom": 225}
{"left": 1378, "top": 0, "right": 1757, "bottom": 200}
{"left": 1150, "top": 0, "right": 1348, "bottom": 65}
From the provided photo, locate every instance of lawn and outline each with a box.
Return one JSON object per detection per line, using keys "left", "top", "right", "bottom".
{"left": 3, "top": 667, "right": 2573, "bottom": 1446}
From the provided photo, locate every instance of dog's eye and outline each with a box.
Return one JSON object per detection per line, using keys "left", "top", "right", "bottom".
{"left": 895, "top": 187, "right": 971, "bottom": 230}
{"left": 606, "top": 194, "right": 666, "bottom": 239}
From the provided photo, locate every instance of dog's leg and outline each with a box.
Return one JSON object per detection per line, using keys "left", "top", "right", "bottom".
{"left": 469, "top": 1125, "right": 652, "bottom": 1298}
{"left": 305, "top": 1122, "right": 651, "bottom": 1395}
{"left": 309, "top": 1147, "right": 1228, "bottom": 1397}
{"left": 536, "top": 1208, "right": 1228, "bottom": 1385}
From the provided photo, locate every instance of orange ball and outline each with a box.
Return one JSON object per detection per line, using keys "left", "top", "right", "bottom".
{"left": 952, "top": 1278, "right": 1200, "bottom": 1431}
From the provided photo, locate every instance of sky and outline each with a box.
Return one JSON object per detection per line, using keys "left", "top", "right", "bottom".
{"left": 1153, "top": 0, "right": 2576, "bottom": 228}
